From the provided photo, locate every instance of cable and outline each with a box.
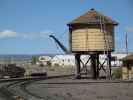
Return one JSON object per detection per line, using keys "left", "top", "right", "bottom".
{"left": 58, "top": 29, "right": 68, "bottom": 41}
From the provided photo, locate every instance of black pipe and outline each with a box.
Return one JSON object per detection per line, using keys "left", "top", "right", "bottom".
{"left": 49, "top": 35, "right": 69, "bottom": 54}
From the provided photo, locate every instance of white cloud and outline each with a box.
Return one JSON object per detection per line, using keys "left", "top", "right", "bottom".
{"left": 20, "top": 30, "right": 53, "bottom": 39}
{"left": 0, "top": 29, "right": 53, "bottom": 39}
{"left": 20, "top": 33, "right": 37, "bottom": 39}
{"left": 0, "top": 30, "right": 17, "bottom": 38}
{"left": 38, "top": 30, "right": 53, "bottom": 38}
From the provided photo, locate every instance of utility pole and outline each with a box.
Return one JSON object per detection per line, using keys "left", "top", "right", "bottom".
{"left": 125, "top": 32, "right": 128, "bottom": 55}
{"left": 125, "top": 32, "right": 129, "bottom": 79}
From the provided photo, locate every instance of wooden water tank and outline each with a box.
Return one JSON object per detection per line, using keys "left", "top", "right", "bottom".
{"left": 68, "top": 9, "right": 118, "bottom": 53}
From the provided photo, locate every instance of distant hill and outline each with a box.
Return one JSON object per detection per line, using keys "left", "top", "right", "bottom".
{"left": 0, "top": 54, "right": 63, "bottom": 61}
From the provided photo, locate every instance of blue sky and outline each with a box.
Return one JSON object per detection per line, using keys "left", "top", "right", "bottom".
{"left": 0, "top": 0, "right": 133, "bottom": 54}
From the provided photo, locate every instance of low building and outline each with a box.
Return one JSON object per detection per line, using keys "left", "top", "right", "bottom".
{"left": 50, "top": 52, "right": 127, "bottom": 68}
{"left": 111, "top": 52, "right": 127, "bottom": 67}
{"left": 38, "top": 56, "right": 52, "bottom": 66}
{"left": 51, "top": 55, "right": 75, "bottom": 67}
{"left": 122, "top": 54, "right": 133, "bottom": 80}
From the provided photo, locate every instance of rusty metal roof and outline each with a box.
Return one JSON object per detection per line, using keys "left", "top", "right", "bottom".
{"left": 68, "top": 8, "right": 118, "bottom": 25}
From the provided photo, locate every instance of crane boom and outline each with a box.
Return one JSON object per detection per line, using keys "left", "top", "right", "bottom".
{"left": 49, "top": 35, "right": 70, "bottom": 54}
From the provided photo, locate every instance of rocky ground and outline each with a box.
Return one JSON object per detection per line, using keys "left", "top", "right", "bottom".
{"left": 0, "top": 64, "right": 132, "bottom": 100}
{"left": 27, "top": 78, "right": 133, "bottom": 100}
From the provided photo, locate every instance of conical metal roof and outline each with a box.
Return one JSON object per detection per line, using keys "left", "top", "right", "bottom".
{"left": 68, "top": 8, "right": 118, "bottom": 26}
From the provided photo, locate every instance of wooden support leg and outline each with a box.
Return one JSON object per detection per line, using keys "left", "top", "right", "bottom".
{"left": 96, "top": 54, "right": 99, "bottom": 78}
{"left": 75, "top": 54, "right": 81, "bottom": 79}
{"left": 108, "top": 52, "right": 112, "bottom": 79}
{"left": 91, "top": 54, "right": 97, "bottom": 79}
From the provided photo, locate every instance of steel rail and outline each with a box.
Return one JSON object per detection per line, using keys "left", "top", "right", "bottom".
{"left": 1, "top": 74, "right": 133, "bottom": 100}
{"left": 19, "top": 77, "right": 133, "bottom": 100}
{"left": 0, "top": 74, "right": 74, "bottom": 100}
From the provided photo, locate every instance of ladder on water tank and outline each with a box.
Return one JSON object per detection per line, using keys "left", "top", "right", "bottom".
{"left": 99, "top": 14, "right": 112, "bottom": 79}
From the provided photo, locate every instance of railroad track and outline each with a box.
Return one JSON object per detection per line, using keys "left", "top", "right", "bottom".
{"left": 1, "top": 74, "right": 133, "bottom": 100}
{"left": 0, "top": 80, "right": 40, "bottom": 100}
{"left": 0, "top": 81, "right": 27, "bottom": 100}
{"left": 18, "top": 77, "right": 133, "bottom": 100}
{"left": 0, "top": 74, "right": 74, "bottom": 100}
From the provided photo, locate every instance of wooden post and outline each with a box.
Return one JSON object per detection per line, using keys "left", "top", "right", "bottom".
{"left": 96, "top": 54, "right": 99, "bottom": 78}
{"left": 108, "top": 52, "right": 112, "bottom": 79}
{"left": 75, "top": 54, "right": 81, "bottom": 79}
{"left": 91, "top": 54, "right": 97, "bottom": 79}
